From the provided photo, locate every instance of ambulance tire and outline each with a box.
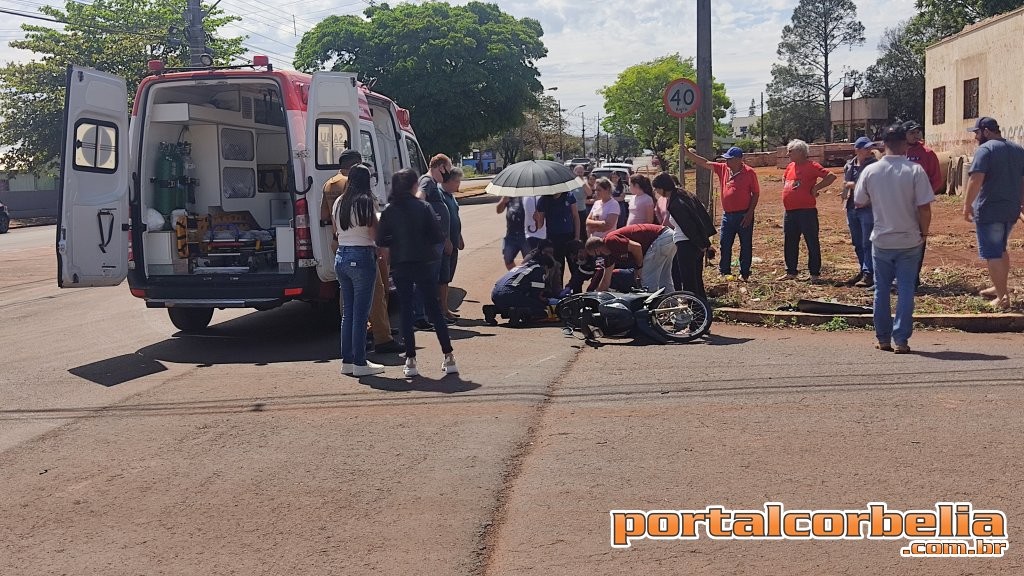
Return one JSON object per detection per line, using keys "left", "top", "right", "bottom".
{"left": 168, "top": 307, "right": 214, "bottom": 333}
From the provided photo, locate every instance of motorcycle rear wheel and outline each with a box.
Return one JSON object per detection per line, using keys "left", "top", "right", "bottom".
{"left": 649, "top": 291, "right": 711, "bottom": 343}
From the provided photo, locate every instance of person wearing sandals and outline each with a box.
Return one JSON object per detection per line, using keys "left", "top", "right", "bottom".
{"left": 853, "top": 124, "right": 934, "bottom": 354}
{"left": 378, "top": 169, "right": 459, "bottom": 377}
{"left": 963, "top": 117, "right": 1024, "bottom": 310}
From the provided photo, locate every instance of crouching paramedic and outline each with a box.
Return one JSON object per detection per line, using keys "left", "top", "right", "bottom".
{"left": 490, "top": 253, "right": 558, "bottom": 321}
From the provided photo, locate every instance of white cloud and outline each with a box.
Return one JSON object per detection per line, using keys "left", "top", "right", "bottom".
{"left": 1, "top": 0, "right": 917, "bottom": 133}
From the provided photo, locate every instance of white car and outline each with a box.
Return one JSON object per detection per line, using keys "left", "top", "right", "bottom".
{"left": 599, "top": 162, "right": 634, "bottom": 175}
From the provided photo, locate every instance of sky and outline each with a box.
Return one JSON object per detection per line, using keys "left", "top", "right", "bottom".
{"left": 0, "top": 0, "right": 919, "bottom": 135}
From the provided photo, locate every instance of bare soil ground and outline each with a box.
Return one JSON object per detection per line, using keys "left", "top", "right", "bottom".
{"left": 704, "top": 166, "right": 1023, "bottom": 314}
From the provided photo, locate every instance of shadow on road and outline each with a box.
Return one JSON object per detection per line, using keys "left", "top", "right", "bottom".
{"left": 911, "top": 350, "right": 1010, "bottom": 361}
{"left": 360, "top": 374, "right": 482, "bottom": 394}
{"left": 67, "top": 301, "right": 494, "bottom": 386}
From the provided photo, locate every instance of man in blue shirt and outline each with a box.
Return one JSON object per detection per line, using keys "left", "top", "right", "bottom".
{"left": 534, "top": 191, "right": 579, "bottom": 289}
{"left": 963, "top": 117, "right": 1024, "bottom": 309}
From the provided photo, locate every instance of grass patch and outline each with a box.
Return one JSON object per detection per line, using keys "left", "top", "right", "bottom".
{"left": 815, "top": 316, "right": 851, "bottom": 331}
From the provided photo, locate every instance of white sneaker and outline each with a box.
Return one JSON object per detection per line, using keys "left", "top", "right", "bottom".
{"left": 352, "top": 361, "right": 385, "bottom": 377}
{"left": 441, "top": 353, "right": 459, "bottom": 375}
{"left": 341, "top": 363, "right": 354, "bottom": 375}
{"left": 403, "top": 357, "right": 419, "bottom": 378}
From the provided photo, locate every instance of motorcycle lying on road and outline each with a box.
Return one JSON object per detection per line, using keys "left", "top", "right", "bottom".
{"left": 556, "top": 288, "right": 711, "bottom": 344}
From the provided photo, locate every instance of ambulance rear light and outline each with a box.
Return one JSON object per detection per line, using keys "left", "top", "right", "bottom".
{"left": 294, "top": 197, "right": 314, "bottom": 262}
{"left": 252, "top": 55, "right": 270, "bottom": 67}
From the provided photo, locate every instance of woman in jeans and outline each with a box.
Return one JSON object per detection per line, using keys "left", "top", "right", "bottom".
{"left": 652, "top": 172, "right": 716, "bottom": 301}
{"left": 377, "top": 169, "right": 459, "bottom": 378}
{"left": 332, "top": 165, "right": 384, "bottom": 377}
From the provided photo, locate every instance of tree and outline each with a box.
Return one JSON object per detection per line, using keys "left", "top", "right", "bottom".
{"left": 294, "top": 1, "right": 547, "bottom": 156}
{"left": 728, "top": 103, "right": 737, "bottom": 122}
{"left": 912, "top": 0, "right": 1024, "bottom": 40}
{"left": 863, "top": 22, "right": 926, "bottom": 124}
{"left": 0, "top": 0, "right": 244, "bottom": 174}
{"left": 748, "top": 98, "right": 757, "bottom": 117}
{"left": 599, "top": 54, "right": 730, "bottom": 167}
{"left": 774, "top": 0, "right": 865, "bottom": 141}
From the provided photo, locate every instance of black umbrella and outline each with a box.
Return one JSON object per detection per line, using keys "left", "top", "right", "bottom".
{"left": 485, "top": 159, "right": 585, "bottom": 197}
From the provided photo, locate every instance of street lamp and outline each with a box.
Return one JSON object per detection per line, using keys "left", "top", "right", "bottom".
{"left": 546, "top": 87, "right": 563, "bottom": 161}
{"left": 565, "top": 104, "right": 586, "bottom": 157}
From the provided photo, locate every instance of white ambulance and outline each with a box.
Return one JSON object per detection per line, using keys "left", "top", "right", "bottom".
{"left": 56, "top": 58, "right": 429, "bottom": 332}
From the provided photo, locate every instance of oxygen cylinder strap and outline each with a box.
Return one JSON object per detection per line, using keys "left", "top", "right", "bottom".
{"left": 97, "top": 209, "right": 115, "bottom": 253}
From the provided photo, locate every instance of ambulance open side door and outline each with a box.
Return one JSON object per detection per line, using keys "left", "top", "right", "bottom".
{"left": 305, "top": 72, "right": 361, "bottom": 283}
{"left": 56, "top": 66, "right": 130, "bottom": 288}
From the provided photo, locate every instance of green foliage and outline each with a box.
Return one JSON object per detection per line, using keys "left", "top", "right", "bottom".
{"left": 863, "top": 22, "right": 927, "bottom": 123}
{"left": 294, "top": 1, "right": 547, "bottom": 156}
{"left": 735, "top": 138, "right": 759, "bottom": 153}
{"left": 769, "top": 0, "right": 865, "bottom": 143}
{"left": 816, "top": 316, "right": 851, "bottom": 331}
{"left": 911, "top": 0, "right": 1024, "bottom": 40}
{"left": 0, "top": 0, "right": 244, "bottom": 174}
{"left": 599, "top": 54, "right": 731, "bottom": 159}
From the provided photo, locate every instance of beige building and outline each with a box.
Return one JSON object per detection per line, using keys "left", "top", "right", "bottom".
{"left": 829, "top": 98, "right": 889, "bottom": 140}
{"left": 925, "top": 6, "right": 1024, "bottom": 156}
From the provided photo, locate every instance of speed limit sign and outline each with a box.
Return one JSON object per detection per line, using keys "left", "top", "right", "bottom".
{"left": 663, "top": 78, "right": 701, "bottom": 118}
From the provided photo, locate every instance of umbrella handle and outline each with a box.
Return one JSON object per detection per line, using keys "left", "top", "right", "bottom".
{"left": 526, "top": 224, "right": 538, "bottom": 234}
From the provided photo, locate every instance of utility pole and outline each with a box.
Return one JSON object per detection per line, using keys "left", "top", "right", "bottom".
{"left": 184, "top": 0, "right": 218, "bottom": 67}
{"left": 695, "top": 0, "right": 713, "bottom": 208}
{"left": 581, "top": 111, "right": 586, "bottom": 157}
{"left": 596, "top": 114, "right": 601, "bottom": 160}
{"left": 558, "top": 100, "right": 564, "bottom": 161}
{"left": 760, "top": 91, "right": 765, "bottom": 152}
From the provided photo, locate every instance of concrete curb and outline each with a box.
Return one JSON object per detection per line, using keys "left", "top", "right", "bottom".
{"left": 714, "top": 307, "right": 1024, "bottom": 333}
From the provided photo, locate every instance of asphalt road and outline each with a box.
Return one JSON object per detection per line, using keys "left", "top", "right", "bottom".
{"left": 1, "top": 204, "right": 1022, "bottom": 575}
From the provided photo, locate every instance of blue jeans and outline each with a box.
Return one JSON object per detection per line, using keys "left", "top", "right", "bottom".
{"left": 783, "top": 209, "right": 821, "bottom": 276}
{"left": 335, "top": 246, "right": 378, "bottom": 367}
{"left": 872, "top": 245, "right": 923, "bottom": 346}
{"left": 393, "top": 261, "right": 454, "bottom": 358}
{"left": 846, "top": 206, "right": 875, "bottom": 274}
{"left": 720, "top": 211, "right": 753, "bottom": 277}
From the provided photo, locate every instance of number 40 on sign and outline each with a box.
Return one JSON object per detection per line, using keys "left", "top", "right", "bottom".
{"left": 663, "top": 78, "right": 701, "bottom": 119}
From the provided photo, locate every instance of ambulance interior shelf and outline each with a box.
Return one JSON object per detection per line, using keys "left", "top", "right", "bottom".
{"left": 147, "top": 209, "right": 287, "bottom": 275}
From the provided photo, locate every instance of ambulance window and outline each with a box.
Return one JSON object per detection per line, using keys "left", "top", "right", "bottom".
{"left": 315, "top": 120, "right": 351, "bottom": 169}
{"left": 405, "top": 138, "right": 427, "bottom": 176}
{"left": 360, "top": 130, "right": 377, "bottom": 175}
{"left": 73, "top": 119, "right": 118, "bottom": 173}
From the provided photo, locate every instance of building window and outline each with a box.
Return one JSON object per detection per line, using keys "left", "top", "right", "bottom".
{"left": 963, "top": 78, "right": 979, "bottom": 120}
{"left": 933, "top": 86, "right": 946, "bottom": 125}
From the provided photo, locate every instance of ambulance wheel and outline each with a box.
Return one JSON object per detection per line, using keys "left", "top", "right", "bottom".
{"left": 168, "top": 307, "right": 214, "bottom": 333}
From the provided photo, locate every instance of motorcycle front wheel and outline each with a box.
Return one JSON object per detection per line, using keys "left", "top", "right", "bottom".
{"left": 648, "top": 291, "right": 711, "bottom": 343}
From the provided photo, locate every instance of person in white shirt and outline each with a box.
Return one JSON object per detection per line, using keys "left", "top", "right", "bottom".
{"left": 585, "top": 177, "right": 621, "bottom": 239}
{"left": 523, "top": 195, "right": 547, "bottom": 251}
{"left": 854, "top": 123, "right": 934, "bottom": 354}
{"left": 331, "top": 165, "right": 385, "bottom": 376}
{"left": 627, "top": 174, "right": 657, "bottom": 225}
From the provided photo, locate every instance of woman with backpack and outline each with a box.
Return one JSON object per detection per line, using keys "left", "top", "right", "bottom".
{"left": 652, "top": 172, "right": 717, "bottom": 302}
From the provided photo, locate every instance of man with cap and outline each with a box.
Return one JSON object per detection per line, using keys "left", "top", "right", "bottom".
{"left": 963, "top": 116, "right": 1024, "bottom": 309}
{"left": 854, "top": 123, "right": 934, "bottom": 354}
{"left": 685, "top": 146, "right": 761, "bottom": 281}
{"left": 904, "top": 120, "right": 943, "bottom": 288}
{"left": 321, "top": 149, "right": 365, "bottom": 226}
{"left": 841, "top": 137, "right": 879, "bottom": 287}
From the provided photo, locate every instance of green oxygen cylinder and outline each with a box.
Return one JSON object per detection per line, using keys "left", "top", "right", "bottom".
{"left": 154, "top": 142, "right": 176, "bottom": 221}
{"left": 179, "top": 142, "right": 196, "bottom": 207}
{"left": 169, "top": 143, "right": 185, "bottom": 211}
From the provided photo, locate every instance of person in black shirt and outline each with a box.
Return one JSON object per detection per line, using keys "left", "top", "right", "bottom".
{"left": 497, "top": 196, "right": 530, "bottom": 270}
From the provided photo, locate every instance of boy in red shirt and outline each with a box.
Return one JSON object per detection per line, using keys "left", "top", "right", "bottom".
{"left": 778, "top": 139, "right": 836, "bottom": 282}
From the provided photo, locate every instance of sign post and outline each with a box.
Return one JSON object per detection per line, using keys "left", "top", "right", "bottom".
{"left": 663, "top": 78, "right": 701, "bottom": 191}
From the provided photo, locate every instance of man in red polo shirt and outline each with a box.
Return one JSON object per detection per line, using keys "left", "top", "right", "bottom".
{"left": 686, "top": 146, "right": 760, "bottom": 280}
{"left": 904, "top": 120, "right": 943, "bottom": 288}
{"left": 584, "top": 223, "right": 676, "bottom": 292}
{"left": 778, "top": 139, "right": 837, "bottom": 282}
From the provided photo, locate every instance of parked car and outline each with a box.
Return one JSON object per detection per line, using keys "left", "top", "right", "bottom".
{"left": 590, "top": 167, "right": 631, "bottom": 186}
{"left": 566, "top": 157, "right": 593, "bottom": 172}
{"left": 0, "top": 202, "right": 9, "bottom": 234}
{"left": 599, "top": 161, "right": 634, "bottom": 175}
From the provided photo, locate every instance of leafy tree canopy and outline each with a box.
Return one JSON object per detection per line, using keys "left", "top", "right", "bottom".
{"left": 599, "top": 54, "right": 730, "bottom": 158}
{"left": 0, "top": 0, "right": 244, "bottom": 173}
{"left": 294, "top": 1, "right": 547, "bottom": 156}
{"left": 862, "top": 22, "right": 926, "bottom": 124}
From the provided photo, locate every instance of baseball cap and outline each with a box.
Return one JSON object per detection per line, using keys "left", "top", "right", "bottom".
{"left": 853, "top": 136, "right": 875, "bottom": 149}
{"left": 968, "top": 117, "right": 1000, "bottom": 132}
{"left": 882, "top": 123, "right": 907, "bottom": 143}
{"left": 902, "top": 120, "right": 923, "bottom": 132}
{"left": 337, "top": 149, "right": 363, "bottom": 166}
{"left": 721, "top": 146, "right": 744, "bottom": 159}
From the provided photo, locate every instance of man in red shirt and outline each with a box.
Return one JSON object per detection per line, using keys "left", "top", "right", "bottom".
{"left": 685, "top": 146, "right": 760, "bottom": 280}
{"left": 904, "top": 120, "right": 943, "bottom": 288}
{"left": 778, "top": 139, "right": 837, "bottom": 282}
{"left": 584, "top": 223, "right": 676, "bottom": 292}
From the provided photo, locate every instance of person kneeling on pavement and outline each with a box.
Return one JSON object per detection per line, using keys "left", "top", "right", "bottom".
{"left": 485, "top": 253, "right": 560, "bottom": 326}
{"left": 564, "top": 240, "right": 639, "bottom": 294}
